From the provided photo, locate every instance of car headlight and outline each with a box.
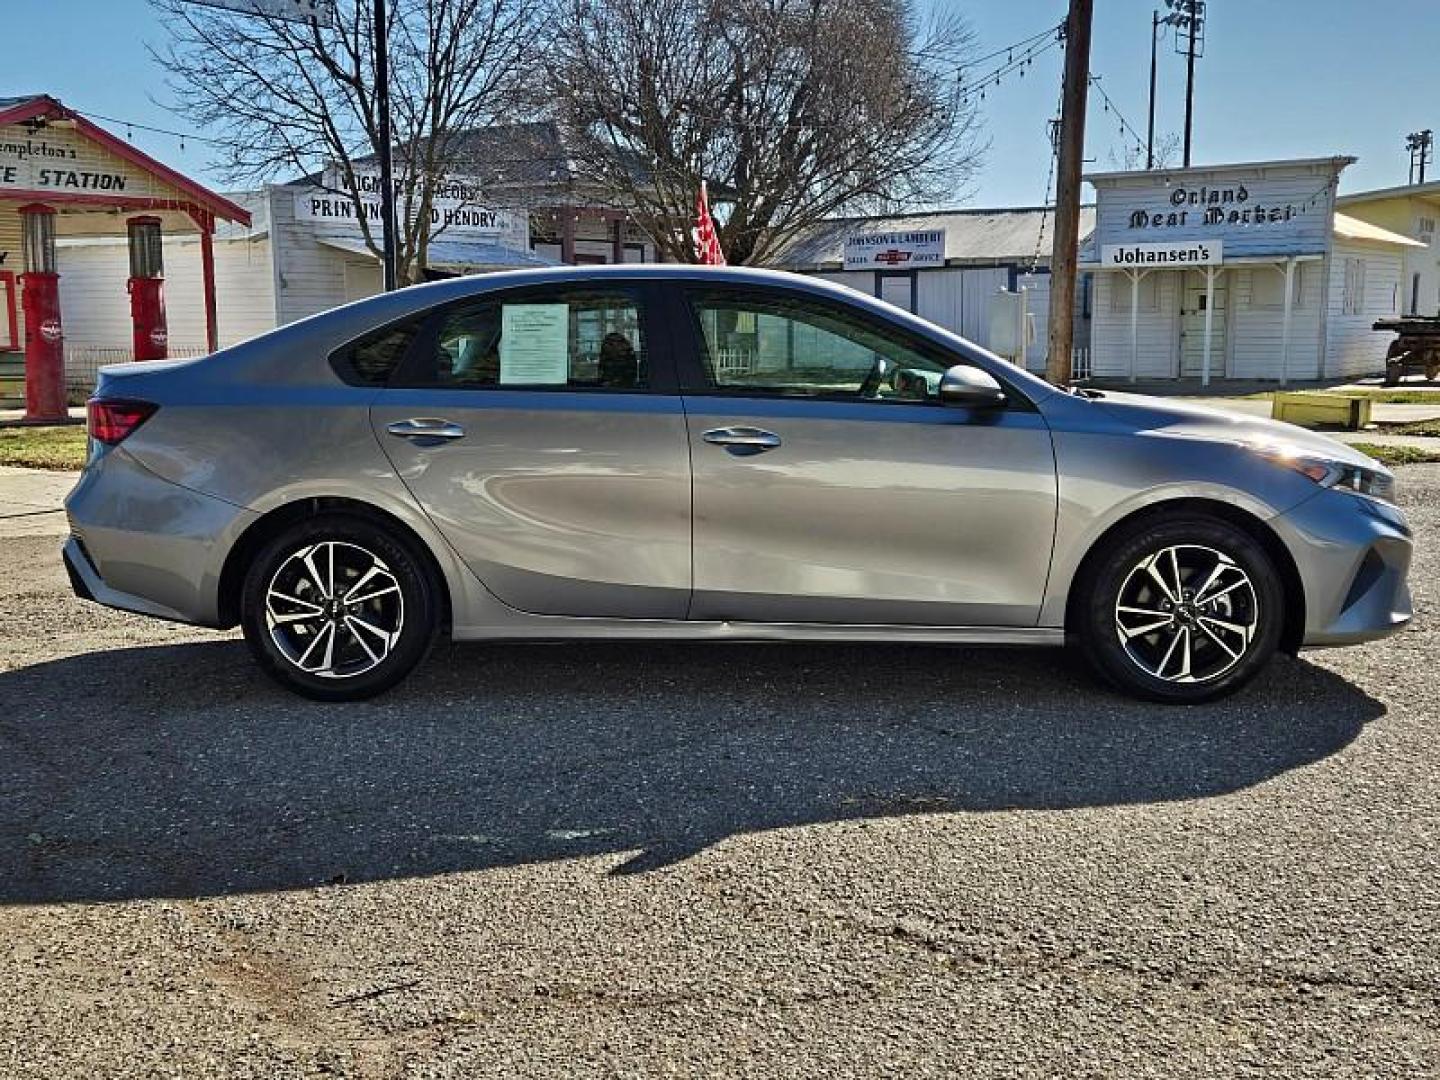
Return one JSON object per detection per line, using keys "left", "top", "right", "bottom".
{"left": 1253, "top": 445, "right": 1396, "bottom": 505}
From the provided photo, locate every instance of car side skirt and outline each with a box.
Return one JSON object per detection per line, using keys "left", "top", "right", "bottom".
{"left": 449, "top": 619, "right": 1065, "bottom": 646}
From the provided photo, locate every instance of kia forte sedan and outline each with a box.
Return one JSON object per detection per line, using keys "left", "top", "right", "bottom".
{"left": 64, "top": 266, "right": 1412, "bottom": 703}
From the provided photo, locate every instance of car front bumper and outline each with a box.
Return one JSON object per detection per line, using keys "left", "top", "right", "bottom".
{"left": 63, "top": 446, "right": 258, "bottom": 627}
{"left": 1271, "top": 486, "right": 1413, "bottom": 648}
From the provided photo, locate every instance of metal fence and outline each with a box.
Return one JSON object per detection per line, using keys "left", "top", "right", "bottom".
{"left": 65, "top": 345, "right": 210, "bottom": 398}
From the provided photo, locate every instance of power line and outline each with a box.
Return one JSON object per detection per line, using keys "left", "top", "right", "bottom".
{"left": 957, "top": 32, "right": 1064, "bottom": 107}
{"left": 66, "top": 107, "right": 232, "bottom": 151}
{"left": 1085, "top": 74, "right": 1148, "bottom": 160}
{"left": 956, "top": 22, "right": 1063, "bottom": 72}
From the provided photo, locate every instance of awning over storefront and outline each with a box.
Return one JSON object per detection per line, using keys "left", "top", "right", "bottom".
{"left": 1331, "top": 213, "right": 1426, "bottom": 248}
{"left": 316, "top": 235, "right": 560, "bottom": 271}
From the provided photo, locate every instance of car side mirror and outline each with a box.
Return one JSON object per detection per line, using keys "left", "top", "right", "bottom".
{"left": 937, "top": 365, "right": 1006, "bottom": 408}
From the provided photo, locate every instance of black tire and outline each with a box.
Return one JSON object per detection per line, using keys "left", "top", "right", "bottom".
{"left": 240, "top": 513, "right": 440, "bottom": 701}
{"left": 1073, "top": 514, "right": 1284, "bottom": 705}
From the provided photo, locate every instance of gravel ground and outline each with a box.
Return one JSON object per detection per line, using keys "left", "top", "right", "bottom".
{"left": 1, "top": 470, "right": 1437, "bottom": 1078}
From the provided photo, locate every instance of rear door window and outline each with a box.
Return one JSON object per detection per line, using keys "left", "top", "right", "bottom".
{"left": 405, "top": 286, "right": 649, "bottom": 391}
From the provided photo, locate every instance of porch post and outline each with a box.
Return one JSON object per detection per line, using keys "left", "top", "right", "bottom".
{"left": 1201, "top": 264, "right": 1216, "bottom": 386}
{"left": 1129, "top": 269, "right": 1139, "bottom": 383}
{"left": 611, "top": 214, "right": 624, "bottom": 264}
{"left": 199, "top": 212, "right": 218, "bottom": 353}
{"left": 560, "top": 208, "right": 576, "bottom": 264}
{"left": 1280, "top": 257, "right": 1295, "bottom": 387}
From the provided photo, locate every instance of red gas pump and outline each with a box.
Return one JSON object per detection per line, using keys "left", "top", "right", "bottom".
{"left": 19, "top": 204, "right": 66, "bottom": 422}
{"left": 127, "top": 216, "right": 168, "bottom": 362}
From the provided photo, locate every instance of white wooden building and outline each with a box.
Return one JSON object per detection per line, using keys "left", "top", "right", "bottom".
{"left": 1082, "top": 156, "right": 1423, "bottom": 384}
{"left": 54, "top": 122, "right": 663, "bottom": 386}
{"left": 55, "top": 183, "right": 551, "bottom": 379}
{"left": 770, "top": 206, "right": 1097, "bottom": 375}
{"left": 1335, "top": 177, "right": 1440, "bottom": 317}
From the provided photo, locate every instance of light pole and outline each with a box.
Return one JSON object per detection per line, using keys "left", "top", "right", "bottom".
{"left": 1407, "top": 130, "right": 1434, "bottom": 185}
{"left": 1164, "top": 0, "right": 1205, "bottom": 168}
{"left": 1147, "top": 11, "right": 1159, "bottom": 169}
{"left": 373, "top": 0, "right": 398, "bottom": 291}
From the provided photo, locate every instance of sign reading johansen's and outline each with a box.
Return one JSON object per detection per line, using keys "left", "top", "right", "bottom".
{"left": 1100, "top": 240, "right": 1224, "bottom": 267}
{"left": 844, "top": 230, "right": 946, "bottom": 270}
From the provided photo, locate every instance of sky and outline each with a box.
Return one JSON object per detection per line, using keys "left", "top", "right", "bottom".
{"left": 7, "top": 0, "right": 1438, "bottom": 206}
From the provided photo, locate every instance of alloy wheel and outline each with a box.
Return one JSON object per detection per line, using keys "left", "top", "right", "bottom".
{"left": 264, "top": 540, "right": 404, "bottom": 679}
{"left": 1113, "top": 544, "right": 1259, "bottom": 684}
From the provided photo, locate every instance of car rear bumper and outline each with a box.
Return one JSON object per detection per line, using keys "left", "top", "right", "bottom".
{"left": 63, "top": 447, "right": 258, "bottom": 627}
{"left": 1271, "top": 487, "right": 1413, "bottom": 648}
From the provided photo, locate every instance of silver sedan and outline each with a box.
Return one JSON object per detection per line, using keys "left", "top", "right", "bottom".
{"left": 64, "top": 266, "right": 1413, "bottom": 703}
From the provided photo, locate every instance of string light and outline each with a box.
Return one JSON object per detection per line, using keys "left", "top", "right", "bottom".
{"left": 1085, "top": 74, "right": 1149, "bottom": 160}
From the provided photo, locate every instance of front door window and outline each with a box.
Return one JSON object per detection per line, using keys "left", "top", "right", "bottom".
{"left": 686, "top": 289, "right": 952, "bottom": 403}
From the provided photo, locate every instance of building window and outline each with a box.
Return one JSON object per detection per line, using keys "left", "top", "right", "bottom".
{"left": 1108, "top": 273, "right": 1159, "bottom": 313}
{"left": 1249, "top": 265, "right": 1306, "bottom": 309}
{"left": 1342, "top": 258, "right": 1367, "bottom": 316}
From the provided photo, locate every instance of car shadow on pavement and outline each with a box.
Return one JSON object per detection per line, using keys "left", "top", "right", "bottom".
{"left": 0, "top": 637, "right": 1383, "bottom": 903}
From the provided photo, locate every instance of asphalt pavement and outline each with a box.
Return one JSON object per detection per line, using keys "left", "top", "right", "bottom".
{"left": 0, "top": 468, "right": 1436, "bottom": 1078}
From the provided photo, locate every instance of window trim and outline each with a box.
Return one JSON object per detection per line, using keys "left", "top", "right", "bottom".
{"left": 386, "top": 279, "right": 677, "bottom": 395}
{"left": 667, "top": 282, "right": 1038, "bottom": 411}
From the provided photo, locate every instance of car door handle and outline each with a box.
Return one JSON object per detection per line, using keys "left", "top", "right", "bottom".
{"left": 702, "top": 426, "right": 782, "bottom": 451}
{"left": 386, "top": 418, "right": 466, "bottom": 441}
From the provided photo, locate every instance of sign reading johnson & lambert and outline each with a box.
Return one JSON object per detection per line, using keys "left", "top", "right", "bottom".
{"left": 1101, "top": 240, "right": 1223, "bottom": 268}
{"left": 843, "top": 230, "right": 946, "bottom": 270}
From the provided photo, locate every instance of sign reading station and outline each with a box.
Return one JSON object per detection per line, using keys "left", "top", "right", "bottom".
{"left": 843, "top": 230, "right": 946, "bottom": 270}
{"left": 0, "top": 129, "right": 143, "bottom": 196}
{"left": 1100, "top": 240, "right": 1223, "bottom": 268}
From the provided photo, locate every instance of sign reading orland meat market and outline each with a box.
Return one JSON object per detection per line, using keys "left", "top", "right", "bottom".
{"left": 844, "top": 230, "right": 946, "bottom": 270}
{"left": 295, "top": 169, "right": 527, "bottom": 244}
{"left": 1089, "top": 160, "right": 1339, "bottom": 261}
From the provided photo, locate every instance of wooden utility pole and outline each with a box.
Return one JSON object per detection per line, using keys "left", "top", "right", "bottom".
{"left": 1045, "top": 0, "right": 1094, "bottom": 385}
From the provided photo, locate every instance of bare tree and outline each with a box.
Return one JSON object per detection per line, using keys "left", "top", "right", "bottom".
{"left": 1109, "top": 131, "right": 1183, "bottom": 172}
{"left": 151, "top": 0, "right": 547, "bottom": 282}
{"left": 546, "top": 0, "right": 983, "bottom": 265}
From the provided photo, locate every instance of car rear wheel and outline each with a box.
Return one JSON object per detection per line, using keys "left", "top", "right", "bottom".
{"left": 240, "top": 514, "right": 440, "bottom": 701}
{"left": 1075, "top": 514, "right": 1284, "bottom": 704}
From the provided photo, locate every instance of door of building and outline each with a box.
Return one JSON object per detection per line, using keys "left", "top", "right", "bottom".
{"left": 877, "top": 272, "right": 914, "bottom": 313}
{"left": 1179, "top": 270, "right": 1227, "bottom": 377}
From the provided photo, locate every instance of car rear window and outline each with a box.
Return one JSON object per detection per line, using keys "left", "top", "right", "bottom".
{"left": 332, "top": 322, "right": 419, "bottom": 386}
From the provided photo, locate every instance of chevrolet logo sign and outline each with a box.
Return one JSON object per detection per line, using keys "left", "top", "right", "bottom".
{"left": 873, "top": 250, "right": 913, "bottom": 265}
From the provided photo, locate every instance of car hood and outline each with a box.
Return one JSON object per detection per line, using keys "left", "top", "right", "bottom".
{"left": 1088, "top": 391, "right": 1385, "bottom": 472}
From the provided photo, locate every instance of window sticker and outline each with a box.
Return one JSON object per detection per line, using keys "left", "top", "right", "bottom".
{"left": 500, "top": 303, "right": 569, "bottom": 384}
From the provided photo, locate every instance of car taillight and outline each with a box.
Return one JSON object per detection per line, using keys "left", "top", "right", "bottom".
{"left": 87, "top": 398, "right": 158, "bottom": 446}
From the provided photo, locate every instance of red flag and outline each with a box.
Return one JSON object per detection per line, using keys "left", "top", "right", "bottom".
{"left": 693, "top": 179, "right": 727, "bottom": 266}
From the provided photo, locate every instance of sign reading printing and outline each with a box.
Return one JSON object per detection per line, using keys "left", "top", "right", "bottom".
{"left": 499, "top": 305, "right": 569, "bottom": 385}
{"left": 844, "top": 230, "right": 946, "bottom": 270}
{"left": 1101, "top": 240, "right": 1223, "bottom": 267}
{"left": 295, "top": 169, "right": 527, "bottom": 244}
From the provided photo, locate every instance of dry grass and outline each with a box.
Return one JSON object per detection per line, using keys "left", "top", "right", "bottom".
{"left": 0, "top": 425, "right": 88, "bottom": 470}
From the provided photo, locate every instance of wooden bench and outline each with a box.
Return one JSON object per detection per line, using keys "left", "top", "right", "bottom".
{"left": 1271, "top": 391, "right": 1372, "bottom": 431}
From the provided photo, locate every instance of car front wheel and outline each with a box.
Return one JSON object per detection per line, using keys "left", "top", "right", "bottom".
{"left": 240, "top": 514, "right": 440, "bottom": 701}
{"left": 1075, "top": 514, "right": 1285, "bottom": 704}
